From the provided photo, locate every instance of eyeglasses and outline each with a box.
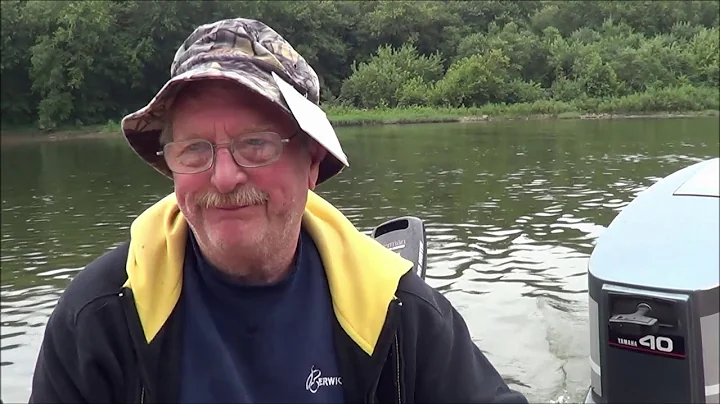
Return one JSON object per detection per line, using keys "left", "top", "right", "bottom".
{"left": 157, "top": 131, "right": 298, "bottom": 174}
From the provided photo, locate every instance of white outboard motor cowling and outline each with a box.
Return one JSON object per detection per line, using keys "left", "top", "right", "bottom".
{"left": 585, "top": 158, "right": 719, "bottom": 404}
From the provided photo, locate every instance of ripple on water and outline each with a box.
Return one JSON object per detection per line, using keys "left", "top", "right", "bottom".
{"left": 412, "top": 156, "right": 678, "bottom": 401}
{"left": 0, "top": 184, "right": 150, "bottom": 399}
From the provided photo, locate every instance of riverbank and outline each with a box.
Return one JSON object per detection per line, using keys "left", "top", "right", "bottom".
{"left": 324, "top": 86, "right": 720, "bottom": 125}
{"left": 324, "top": 105, "right": 719, "bottom": 126}
{"left": 2, "top": 105, "right": 718, "bottom": 143}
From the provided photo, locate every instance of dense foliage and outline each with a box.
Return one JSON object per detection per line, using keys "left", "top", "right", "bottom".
{"left": 2, "top": 0, "right": 718, "bottom": 130}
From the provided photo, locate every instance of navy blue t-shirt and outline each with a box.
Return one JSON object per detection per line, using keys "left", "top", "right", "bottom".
{"left": 178, "top": 228, "right": 345, "bottom": 403}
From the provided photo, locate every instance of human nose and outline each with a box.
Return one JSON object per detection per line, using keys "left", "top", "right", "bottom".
{"left": 210, "top": 145, "right": 248, "bottom": 193}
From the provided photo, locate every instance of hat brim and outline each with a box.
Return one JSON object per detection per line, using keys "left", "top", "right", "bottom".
{"left": 121, "top": 64, "right": 344, "bottom": 185}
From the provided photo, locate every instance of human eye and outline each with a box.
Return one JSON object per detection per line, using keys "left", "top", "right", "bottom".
{"left": 169, "top": 140, "right": 210, "bottom": 167}
{"left": 242, "top": 136, "right": 271, "bottom": 148}
{"left": 233, "top": 133, "right": 281, "bottom": 165}
{"left": 181, "top": 141, "right": 207, "bottom": 153}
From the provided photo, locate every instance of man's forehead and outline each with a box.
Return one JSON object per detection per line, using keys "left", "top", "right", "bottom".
{"left": 173, "top": 117, "right": 278, "bottom": 135}
{"left": 170, "top": 103, "right": 289, "bottom": 139}
{"left": 170, "top": 82, "right": 290, "bottom": 128}
{"left": 174, "top": 80, "right": 259, "bottom": 106}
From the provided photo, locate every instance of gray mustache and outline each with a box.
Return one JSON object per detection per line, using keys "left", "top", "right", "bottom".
{"left": 195, "top": 187, "right": 269, "bottom": 209}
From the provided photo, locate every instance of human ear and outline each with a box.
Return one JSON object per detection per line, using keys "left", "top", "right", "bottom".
{"left": 306, "top": 139, "right": 327, "bottom": 190}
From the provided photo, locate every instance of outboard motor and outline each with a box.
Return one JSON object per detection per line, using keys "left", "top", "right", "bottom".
{"left": 585, "top": 158, "right": 719, "bottom": 404}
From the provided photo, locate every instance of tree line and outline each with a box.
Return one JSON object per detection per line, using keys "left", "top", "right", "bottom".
{"left": 2, "top": 0, "right": 718, "bottom": 130}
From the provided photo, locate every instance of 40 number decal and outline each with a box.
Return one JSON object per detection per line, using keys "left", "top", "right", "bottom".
{"left": 608, "top": 328, "right": 686, "bottom": 359}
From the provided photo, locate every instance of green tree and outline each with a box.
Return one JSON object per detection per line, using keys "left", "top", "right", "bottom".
{"left": 339, "top": 44, "right": 443, "bottom": 108}
{"left": 2, "top": 0, "right": 718, "bottom": 130}
{"left": 687, "top": 27, "right": 720, "bottom": 88}
{"left": 1, "top": 0, "right": 43, "bottom": 125}
{"left": 431, "top": 50, "right": 512, "bottom": 107}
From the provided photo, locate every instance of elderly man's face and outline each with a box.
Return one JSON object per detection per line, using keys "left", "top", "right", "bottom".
{"left": 168, "top": 80, "right": 325, "bottom": 275}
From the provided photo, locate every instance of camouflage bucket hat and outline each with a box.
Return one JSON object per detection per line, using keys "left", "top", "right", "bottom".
{"left": 121, "top": 18, "right": 348, "bottom": 185}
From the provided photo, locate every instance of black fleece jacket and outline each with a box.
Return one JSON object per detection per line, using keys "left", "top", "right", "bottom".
{"left": 30, "top": 241, "right": 529, "bottom": 403}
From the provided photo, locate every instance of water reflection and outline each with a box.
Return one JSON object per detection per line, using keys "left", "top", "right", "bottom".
{"left": 2, "top": 117, "right": 718, "bottom": 403}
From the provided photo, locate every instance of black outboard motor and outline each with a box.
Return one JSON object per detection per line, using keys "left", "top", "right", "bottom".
{"left": 585, "top": 158, "right": 719, "bottom": 404}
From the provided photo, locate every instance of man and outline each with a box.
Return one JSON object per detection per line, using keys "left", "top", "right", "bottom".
{"left": 30, "top": 18, "right": 528, "bottom": 404}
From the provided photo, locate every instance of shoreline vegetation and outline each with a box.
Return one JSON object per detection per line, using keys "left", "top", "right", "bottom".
{"left": 2, "top": 104, "right": 718, "bottom": 144}
{"left": 2, "top": 1, "right": 718, "bottom": 140}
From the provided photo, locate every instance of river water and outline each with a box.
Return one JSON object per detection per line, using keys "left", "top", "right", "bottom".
{"left": 2, "top": 117, "right": 718, "bottom": 402}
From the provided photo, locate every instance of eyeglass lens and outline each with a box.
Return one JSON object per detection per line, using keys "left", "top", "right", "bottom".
{"left": 163, "top": 132, "right": 287, "bottom": 173}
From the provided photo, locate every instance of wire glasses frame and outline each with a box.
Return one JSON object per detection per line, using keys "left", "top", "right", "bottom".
{"left": 156, "top": 131, "right": 299, "bottom": 174}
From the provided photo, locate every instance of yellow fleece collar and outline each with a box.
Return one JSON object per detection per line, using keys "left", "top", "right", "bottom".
{"left": 124, "top": 191, "right": 413, "bottom": 355}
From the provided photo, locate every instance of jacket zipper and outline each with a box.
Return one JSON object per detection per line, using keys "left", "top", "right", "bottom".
{"left": 119, "top": 289, "right": 150, "bottom": 404}
{"left": 364, "top": 298, "right": 402, "bottom": 403}
{"left": 394, "top": 332, "right": 401, "bottom": 404}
